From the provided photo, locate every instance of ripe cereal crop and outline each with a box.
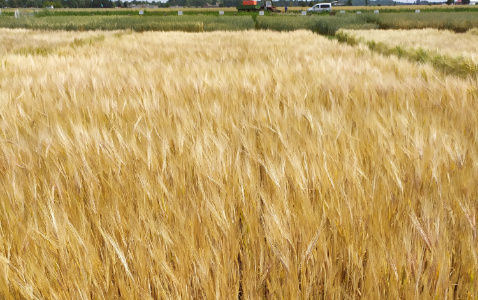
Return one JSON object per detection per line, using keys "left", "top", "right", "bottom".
{"left": 0, "top": 29, "right": 477, "bottom": 298}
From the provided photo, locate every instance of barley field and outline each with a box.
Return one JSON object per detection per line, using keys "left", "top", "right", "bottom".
{"left": 0, "top": 29, "right": 477, "bottom": 299}
{"left": 343, "top": 28, "right": 478, "bottom": 64}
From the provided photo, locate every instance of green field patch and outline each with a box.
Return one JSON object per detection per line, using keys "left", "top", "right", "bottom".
{"left": 0, "top": 10, "right": 477, "bottom": 33}
{"left": 374, "top": 12, "right": 478, "bottom": 32}
{"left": 0, "top": 15, "right": 255, "bottom": 32}
{"left": 256, "top": 14, "right": 378, "bottom": 35}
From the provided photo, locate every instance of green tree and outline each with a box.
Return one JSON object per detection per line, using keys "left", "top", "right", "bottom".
{"left": 43, "top": 1, "right": 62, "bottom": 7}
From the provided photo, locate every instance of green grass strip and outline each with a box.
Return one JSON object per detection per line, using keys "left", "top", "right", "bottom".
{"left": 335, "top": 30, "right": 478, "bottom": 79}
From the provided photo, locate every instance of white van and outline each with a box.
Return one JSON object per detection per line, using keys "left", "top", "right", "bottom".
{"left": 307, "top": 3, "right": 332, "bottom": 12}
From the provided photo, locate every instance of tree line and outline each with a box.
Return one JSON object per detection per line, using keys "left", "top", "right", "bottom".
{"left": 0, "top": 0, "right": 175, "bottom": 8}
{"left": 2, "top": 0, "right": 448, "bottom": 9}
{"left": 0, "top": 0, "right": 350, "bottom": 8}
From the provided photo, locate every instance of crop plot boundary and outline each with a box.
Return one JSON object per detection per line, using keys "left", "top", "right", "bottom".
{"left": 335, "top": 30, "right": 478, "bottom": 80}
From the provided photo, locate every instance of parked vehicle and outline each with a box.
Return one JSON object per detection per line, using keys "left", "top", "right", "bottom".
{"left": 307, "top": 3, "right": 332, "bottom": 12}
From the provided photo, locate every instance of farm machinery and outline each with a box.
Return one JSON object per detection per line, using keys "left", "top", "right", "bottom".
{"left": 236, "top": 0, "right": 281, "bottom": 12}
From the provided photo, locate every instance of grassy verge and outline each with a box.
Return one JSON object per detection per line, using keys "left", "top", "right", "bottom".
{"left": 336, "top": 30, "right": 478, "bottom": 79}
{"left": 374, "top": 12, "right": 478, "bottom": 32}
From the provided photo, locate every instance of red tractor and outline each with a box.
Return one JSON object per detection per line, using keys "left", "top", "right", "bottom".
{"left": 237, "top": 0, "right": 281, "bottom": 12}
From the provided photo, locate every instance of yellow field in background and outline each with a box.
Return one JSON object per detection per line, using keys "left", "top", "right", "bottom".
{"left": 342, "top": 28, "right": 478, "bottom": 63}
{"left": 0, "top": 29, "right": 477, "bottom": 298}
